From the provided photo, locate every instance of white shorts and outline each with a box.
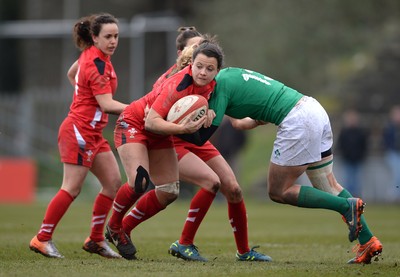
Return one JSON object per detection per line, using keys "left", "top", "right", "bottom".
{"left": 271, "top": 96, "right": 333, "bottom": 166}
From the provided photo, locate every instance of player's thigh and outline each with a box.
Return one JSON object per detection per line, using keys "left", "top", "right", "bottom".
{"left": 61, "top": 163, "right": 90, "bottom": 196}
{"left": 91, "top": 151, "right": 121, "bottom": 191}
{"left": 206, "top": 155, "right": 238, "bottom": 187}
{"left": 117, "top": 142, "right": 150, "bottom": 185}
{"left": 206, "top": 155, "right": 243, "bottom": 201}
{"left": 179, "top": 152, "right": 220, "bottom": 188}
{"left": 148, "top": 147, "right": 179, "bottom": 185}
{"left": 268, "top": 162, "right": 307, "bottom": 195}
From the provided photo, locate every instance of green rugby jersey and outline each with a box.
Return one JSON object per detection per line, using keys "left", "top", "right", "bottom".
{"left": 210, "top": 67, "right": 304, "bottom": 126}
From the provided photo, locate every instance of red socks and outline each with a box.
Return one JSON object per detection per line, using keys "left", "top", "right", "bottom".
{"left": 228, "top": 200, "right": 250, "bottom": 254}
{"left": 108, "top": 182, "right": 143, "bottom": 230}
{"left": 122, "top": 189, "right": 165, "bottom": 236}
{"left": 176, "top": 190, "right": 249, "bottom": 253}
{"left": 179, "top": 188, "right": 216, "bottom": 245}
{"left": 90, "top": 193, "right": 113, "bottom": 242}
{"left": 37, "top": 189, "right": 74, "bottom": 241}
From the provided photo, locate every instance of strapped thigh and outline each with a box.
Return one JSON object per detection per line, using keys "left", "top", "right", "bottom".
{"left": 306, "top": 155, "right": 341, "bottom": 195}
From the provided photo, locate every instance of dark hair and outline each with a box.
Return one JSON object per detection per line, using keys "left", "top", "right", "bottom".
{"left": 176, "top": 26, "right": 202, "bottom": 51}
{"left": 73, "top": 13, "right": 118, "bottom": 51}
{"left": 192, "top": 35, "right": 224, "bottom": 69}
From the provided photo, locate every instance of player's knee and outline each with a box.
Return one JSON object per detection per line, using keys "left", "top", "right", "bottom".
{"left": 108, "top": 177, "right": 122, "bottom": 197}
{"left": 62, "top": 187, "right": 81, "bottom": 199}
{"left": 155, "top": 181, "right": 180, "bottom": 205}
{"left": 269, "top": 191, "right": 283, "bottom": 203}
{"left": 268, "top": 186, "right": 285, "bottom": 203}
{"left": 134, "top": 165, "right": 150, "bottom": 194}
{"left": 109, "top": 170, "right": 122, "bottom": 187}
{"left": 222, "top": 184, "right": 242, "bottom": 202}
{"left": 210, "top": 181, "right": 220, "bottom": 194}
{"left": 199, "top": 177, "right": 220, "bottom": 194}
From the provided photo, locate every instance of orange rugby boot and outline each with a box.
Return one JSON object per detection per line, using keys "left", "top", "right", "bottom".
{"left": 348, "top": 236, "right": 383, "bottom": 264}
{"left": 29, "top": 235, "right": 64, "bottom": 258}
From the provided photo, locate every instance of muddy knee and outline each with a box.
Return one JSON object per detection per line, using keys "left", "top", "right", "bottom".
{"left": 156, "top": 181, "right": 180, "bottom": 206}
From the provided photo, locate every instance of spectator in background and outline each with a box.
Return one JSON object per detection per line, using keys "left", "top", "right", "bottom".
{"left": 382, "top": 105, "right": 400, "bottom": 201}
{"left": 336, "top": 109, "right": 369, "bottom": 197}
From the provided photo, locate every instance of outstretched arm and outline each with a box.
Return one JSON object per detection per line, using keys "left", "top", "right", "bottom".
{"left": 229, "top": 116, "right": 268, "bottom": 130}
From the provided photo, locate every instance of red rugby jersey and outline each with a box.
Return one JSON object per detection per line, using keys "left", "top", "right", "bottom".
{"left": 152, "top": 64, "right": 177, "bottom": 90}
{"left": 68, "top": 45, "right": 118, "bottom": 132}
{"left": 143, "top": 65, "right": 215, "bottom": 119}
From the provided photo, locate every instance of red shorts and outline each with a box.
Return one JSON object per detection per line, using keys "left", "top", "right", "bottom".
{"left": 114, "top": 103, "right": 174, "bottom": 150}
{"left": 173, "top": 137, "right": 220, "bottom": 161}
{"left": 58, "top": 117, "right": 111, "bottom": 167}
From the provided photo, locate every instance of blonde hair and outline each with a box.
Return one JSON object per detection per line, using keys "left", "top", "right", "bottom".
{"left": 168, "top": 34, "right": 221, "bottom": 76}
{"left": 177, "top": 44, "right": 197, "bottom": 70}
{"left": 167, "top": 44, "right": 197, "bottom": 76}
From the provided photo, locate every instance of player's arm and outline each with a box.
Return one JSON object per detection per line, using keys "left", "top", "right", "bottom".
{"left": 176, "top": 124, "right": 219, "bottom": 146}
{"left": 145, "top": 108, "right": 206, "bottom": 135}
{"left": 175, "top": 108, "right": 218, "bottom": 145}
{"left": 179, "top": 115, "right": 268, "bottom": 146}
{"left": 95, "top": 93, "right": 127, "bottom": 115}
{"left": 229, "top": 116, "right": 268, "bottom": 130}
{"left": 67, "top": 60, "right": 78, "bottom": 86}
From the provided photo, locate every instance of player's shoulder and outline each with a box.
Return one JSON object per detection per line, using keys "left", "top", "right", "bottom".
{"left": 217, "top": 67, "right": 243, "bottom": 79}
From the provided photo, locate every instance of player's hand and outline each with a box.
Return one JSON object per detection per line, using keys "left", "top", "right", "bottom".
{"left": 180, "top": 110, "right": 207, "bottom": 133}
{"left": 204, "top": 109, "right": 215, "bottom": 128}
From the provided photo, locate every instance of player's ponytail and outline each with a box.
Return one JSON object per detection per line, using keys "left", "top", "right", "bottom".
{"left": 73, "top": 15, "right": 95, "bottom": 51}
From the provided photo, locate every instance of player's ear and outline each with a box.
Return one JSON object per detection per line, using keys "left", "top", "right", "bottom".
{"left": 92, "top": 34, "right": 98, "bottom": 44}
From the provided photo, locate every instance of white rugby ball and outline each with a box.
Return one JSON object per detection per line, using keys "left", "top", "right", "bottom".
{"left": 167, "top": 95, "right": 208, "bottom": 124}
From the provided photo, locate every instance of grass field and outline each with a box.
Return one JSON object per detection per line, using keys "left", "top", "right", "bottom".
{"left": 0, "top": 199, "right": 399, "bottom": 277}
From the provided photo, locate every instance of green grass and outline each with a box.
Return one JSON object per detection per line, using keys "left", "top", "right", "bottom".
{"left": 0, "top": 199, "right": 399, "bottom": 277}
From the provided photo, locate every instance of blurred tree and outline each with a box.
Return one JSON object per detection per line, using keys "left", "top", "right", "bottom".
{"left": 190, "top": 0, "right": 400, "bottom": 110}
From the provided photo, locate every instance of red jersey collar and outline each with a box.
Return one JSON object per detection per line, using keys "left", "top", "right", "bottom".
{"left": 90, "top": 45, "right": 110, "bottom": 61}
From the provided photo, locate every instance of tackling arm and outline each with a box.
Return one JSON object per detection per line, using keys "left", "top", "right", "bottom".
{"left": 176, "top": 124, "right": 219, "bottom": 146}
{"left": 230, "top": 116, "right": 268, "bottom": 130}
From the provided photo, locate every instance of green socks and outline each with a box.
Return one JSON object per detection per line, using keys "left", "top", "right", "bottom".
{"left": 338, "top": 189, "right": 373, "bottom": 245}
{"left": 297, "top": 186, "right": 373, "bottom": 245}
{"left": 297, "top": 186, "right": 349, "bottom": 214}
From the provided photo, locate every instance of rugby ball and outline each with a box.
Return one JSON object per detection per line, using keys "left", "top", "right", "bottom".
{"left": 167, "top": 95, "right": 208, "bottom": 124}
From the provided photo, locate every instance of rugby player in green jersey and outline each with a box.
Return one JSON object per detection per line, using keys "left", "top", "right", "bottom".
{"left": 180, "top": 67, "right": 382, "bottom": 264}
